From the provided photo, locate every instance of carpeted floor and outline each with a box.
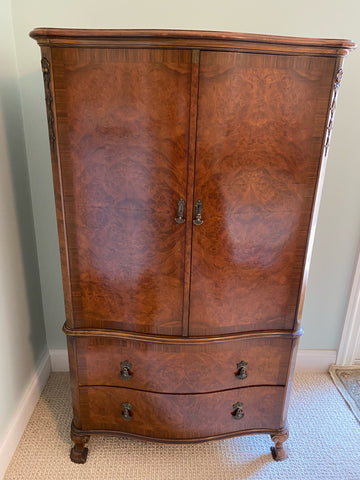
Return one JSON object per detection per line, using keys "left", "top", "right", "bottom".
{"left": 329, "top": 366, "right": 360, "bottom": 424}
{"left": 4, "top": 371, "right": 360, "bottom": 480}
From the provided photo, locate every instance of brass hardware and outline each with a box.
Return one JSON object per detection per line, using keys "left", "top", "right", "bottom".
{"left": 175, "top": 198, "right": 186, "bottom": 224}
{"left": 193, "top": 200, "right": 203, "bottom": 226}
{"left": 232, "top": 402, "right": 244, "bottom": 420}
{"left": 121, "top": 402, "right": 133, "bottom": 421}
{"left": 119, "top": 360, "right": 132, "bottom": 380}
{"left": 235, "top": 361, "right": 248, "bottom": 380}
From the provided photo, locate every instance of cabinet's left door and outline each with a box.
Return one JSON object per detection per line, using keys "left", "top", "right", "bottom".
{"left": 51, "top": 47, "right": 192, "bottom": 335}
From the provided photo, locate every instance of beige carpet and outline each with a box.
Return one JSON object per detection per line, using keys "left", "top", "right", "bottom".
{"left": 4, "top": 371, "right": 360, "bottom": 480}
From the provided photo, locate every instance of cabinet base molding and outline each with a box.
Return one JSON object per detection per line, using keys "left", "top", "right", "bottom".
{"left": 70, "top": 420, "right": 289, "bottom": 463}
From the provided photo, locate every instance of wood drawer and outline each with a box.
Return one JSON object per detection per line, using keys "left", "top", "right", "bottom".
{"left": 79, "top": 385, "right": 285, "bottom": 439}
{"left": 75, "top": 335, "right": 292, "bottom": 393}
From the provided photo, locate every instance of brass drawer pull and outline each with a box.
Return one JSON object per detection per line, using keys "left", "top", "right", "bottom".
{"left": 121, "top": 402, "right": 133, "bottom": 421}
{"left": 235, "top": 361, "right": 248, "bottom": 380}
{"left": 193, "top": 200, "right": 203, "bottom": 225}
{"left": 175, "top": 198, "right": 186, "bottom": 224}
{"left": 119, "top": 360, "right": 132, "bottom": 380}
{"left": 232, "top": 402, "right": 244, "bottom": 420}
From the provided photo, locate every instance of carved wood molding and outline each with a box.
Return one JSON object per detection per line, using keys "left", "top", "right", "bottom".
{"left": 30, "top": 29, "right": 356, "bottom": 56}
{"left": 41, "top": 56, "right": 56, "bottom": 149}
{"left": 63, "top": 323, "right": 303, "bottom": 343}
{"left": 69, "top": 420, "right": 288, "bottom": 444}
{"left": 324, "top": 68, "right": 343, "bottom": 157}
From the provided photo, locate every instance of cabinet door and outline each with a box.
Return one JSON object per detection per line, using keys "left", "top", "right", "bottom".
{"left": 189, "top": 51, "right": 336, "bottom": 335}
{"left": 52, "top": 48, "right": 191, "bottom": 334}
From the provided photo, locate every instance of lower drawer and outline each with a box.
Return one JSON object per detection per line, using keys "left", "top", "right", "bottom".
{"left": 75, "top": 335, "right": 292, "bottom": 393}
{"left": 79, "top": 385, "right": 285, "bottom": 439}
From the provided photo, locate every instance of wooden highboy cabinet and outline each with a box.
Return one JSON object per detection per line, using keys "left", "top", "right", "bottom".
{"left": 30, "top": 29, "right": 355, "bottom": 463}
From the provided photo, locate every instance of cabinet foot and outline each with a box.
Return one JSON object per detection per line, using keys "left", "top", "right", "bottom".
{"left": 70, "top": 421, "right": 90, "bottom": 464}
{"left": 270, "top": 428, "right": 289, "bottom": 461}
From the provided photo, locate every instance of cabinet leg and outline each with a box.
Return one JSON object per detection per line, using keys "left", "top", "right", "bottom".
{"left": 70, "top": 421, "right": 90, "bottom": 464}
{"left": 270, "top": 428, "right": 289, "bottom": 461}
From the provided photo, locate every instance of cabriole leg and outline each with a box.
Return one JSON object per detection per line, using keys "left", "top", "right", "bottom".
{"left": 70, "top": 421, "right": 90, "bottom": 464}
{"left": 270, "top": 428, "right": 289, "bottom": 461}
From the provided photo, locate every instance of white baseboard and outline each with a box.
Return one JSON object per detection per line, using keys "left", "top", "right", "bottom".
{"left": 0, "top": 350, "right": 51, "bottom": 480}
{"left": 48, "top": 348, "right": 336, "bottom": 373}
{"left": 295, "top": 349, "right": 337, "bottom": 371}
{"left": 49, "top": 349, "right": 69, "bottom": 372}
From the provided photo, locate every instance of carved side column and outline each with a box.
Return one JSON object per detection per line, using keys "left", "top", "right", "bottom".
{"left": 323, "top": 67, "right": 344, "bottom": 157}
{"left": 41, "top": 56, "right": 56, "bottom": 150}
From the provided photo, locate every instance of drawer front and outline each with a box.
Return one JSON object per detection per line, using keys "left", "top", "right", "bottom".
{"left": 79, "top": 385, "right": 285, "bottom": 439}
{"left": 75, "top": 336, "right": 292, "bottom": 393}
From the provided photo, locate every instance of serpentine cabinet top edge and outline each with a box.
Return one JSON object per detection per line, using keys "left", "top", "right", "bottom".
{"left": 29, "top": 28, "right": 356, "bottom": 56}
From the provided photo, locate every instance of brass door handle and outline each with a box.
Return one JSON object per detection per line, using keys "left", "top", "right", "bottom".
{"left": 119, "top": 360, "right": 132, "bottom": 380}
{"left": 232, "top": 402, "right": 244, "bottom": 420}
{"left": 121, "top": 403, "right": 133, "bottom": 421}
{"left": 175, "top": 198, "right": 186, "bottom": 224}
{"left": 235, "top": 361, "right": 248, "bottom": 380}
{"left": 193, "top": 200, "right": 203, "bottom": 226}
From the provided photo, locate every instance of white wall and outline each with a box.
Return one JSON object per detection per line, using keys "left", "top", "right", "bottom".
{"left": 0, "top": 0, "right": 47, "bottom": 442}
{"left": 10, "top": 0, "right": 360, "bottom": 350}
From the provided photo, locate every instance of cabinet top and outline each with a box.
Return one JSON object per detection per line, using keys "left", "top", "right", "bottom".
{"left": 30, "top": 28, "right": 356, "bottom": 56}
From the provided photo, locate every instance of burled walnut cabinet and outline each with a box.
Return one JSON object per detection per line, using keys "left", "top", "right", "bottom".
{"left": 30, "top": 29, "right": 355, "bottom": 463}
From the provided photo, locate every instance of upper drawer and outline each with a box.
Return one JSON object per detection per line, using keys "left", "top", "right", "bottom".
{"left": 74, "top": 334, "right": 292, "bottom": 393}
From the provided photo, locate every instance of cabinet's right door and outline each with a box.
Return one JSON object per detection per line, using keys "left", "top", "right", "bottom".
{"left": 189, "top": 51, "right": 336, "bottom": 335}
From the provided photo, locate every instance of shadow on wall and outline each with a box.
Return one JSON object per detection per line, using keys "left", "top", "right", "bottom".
{"left": 0, "top": 70, "right": 47, "bottom": 366}
{"left": 16, "top": 60, "right": 68, "bottom": 351}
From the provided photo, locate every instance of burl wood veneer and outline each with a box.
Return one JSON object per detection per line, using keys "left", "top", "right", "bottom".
{"left": 30, "top": 28, "right": 356, "bottom": 464}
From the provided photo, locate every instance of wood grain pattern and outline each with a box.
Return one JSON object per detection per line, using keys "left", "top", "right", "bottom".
{"left": 66, "top": 336, "right": 81, "bottom": 428}
{"left": 79, "top": 385, "right": 285, "bottom": 438}
{"left": 52, "top": 47, "right": 192, "bottom": 334}
{"left": 189, "top": 51, "right": 336, "bottom": 335}
{"left": 75, "top": 335, "right": 292, "bottom": 392}
{"left": 280, "top": 328, "right": 301, "bottom": 426}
